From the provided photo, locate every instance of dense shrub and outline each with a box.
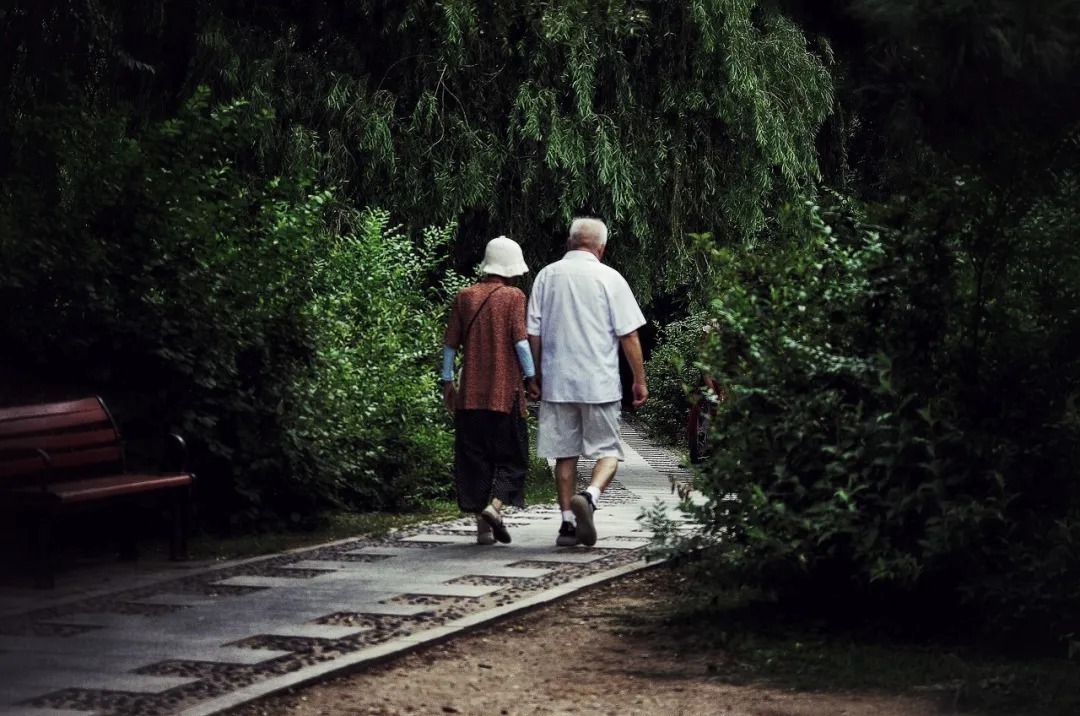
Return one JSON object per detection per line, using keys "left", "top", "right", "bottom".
{"left": 0, "top": 88, "right": 456, "bottom": 527}
{"left": 295, "top": 208, "right": 459, "bottom": 513}
{"left": 656, "top": 195, "right": 1080, "bottom": 648}
{"left": 636, "top": 312, "right": 708, "bottom": 445}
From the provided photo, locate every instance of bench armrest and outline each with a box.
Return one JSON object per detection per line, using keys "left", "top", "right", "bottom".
{"left": 160, "top": 433, "right": 189, "bottom": 473}
{"left": 0, "top": 447, "right": 52, "bottom": 492}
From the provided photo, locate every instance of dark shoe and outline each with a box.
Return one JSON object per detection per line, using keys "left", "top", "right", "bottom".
{"left": 570, "top": 492, "right": 597, "bottom": 546}
{"left": 476, "top": 515, "right": 496, "bottom": 545}
{"left": 555, "top": 520, "right": 579, "bottom": 547}
{"left": 480, "top": 505, "right": 511, "bottom": 544}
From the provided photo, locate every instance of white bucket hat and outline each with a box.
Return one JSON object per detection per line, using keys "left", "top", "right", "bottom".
{"left": 479, "top": 236, "right": 529, "bottom": 277}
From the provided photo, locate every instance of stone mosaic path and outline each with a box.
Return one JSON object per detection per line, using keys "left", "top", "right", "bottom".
{"left": 0, "top": 422, "right": 697, "bottom": 716}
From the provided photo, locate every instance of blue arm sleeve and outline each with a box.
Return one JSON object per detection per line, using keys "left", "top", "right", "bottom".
{"left": 442, "top": 345, "right": 456, "bottom": 382}
{"left": 515, "top": 339, "right": 536, "bottom": 378}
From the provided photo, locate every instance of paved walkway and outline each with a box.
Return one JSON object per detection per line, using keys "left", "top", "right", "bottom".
{"left": 0, "top": 423, "right": 697, "bottom": 716}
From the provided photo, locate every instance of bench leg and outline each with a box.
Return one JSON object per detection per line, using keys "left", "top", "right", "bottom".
{"left": 115, "top": 500, "right": 138, "bottom": 562}
{"left": 29, "top": 510, "right": 55, "bottom": 589}
{"left": 170, "top": 487, "right": 191, "bottom": 561}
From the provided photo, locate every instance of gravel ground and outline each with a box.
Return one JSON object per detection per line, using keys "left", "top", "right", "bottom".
{"left": 223, "top": 568, "right": 944, "bottom": 716}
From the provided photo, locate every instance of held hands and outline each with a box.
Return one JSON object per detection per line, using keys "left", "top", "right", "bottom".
{"left": 443, "top": 382, "right": 457, "bottom": 413}
{"left": 632, "top": 381, "right": 649, "bottom": 406}
{"left": 526, "top": 376, "right": 541, "bottom": 401}
{"left": 448, "top": 379, "right": 540, "bottom": 410}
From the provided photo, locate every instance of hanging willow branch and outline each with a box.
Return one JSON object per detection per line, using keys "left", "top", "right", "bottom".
{"left": 185, "top": 1, "right": 833, "bottom": 303}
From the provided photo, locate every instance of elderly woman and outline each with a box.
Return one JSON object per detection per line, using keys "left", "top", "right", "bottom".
{"left": 442, "top": 237, "right": 539, "bottom": 545}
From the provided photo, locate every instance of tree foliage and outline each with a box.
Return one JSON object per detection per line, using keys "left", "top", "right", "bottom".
{"left": 646, "top": 0, "right": 1080, "bottom": 649}
{"left": 188, "top": 0, "right": 833, "bottom": 302}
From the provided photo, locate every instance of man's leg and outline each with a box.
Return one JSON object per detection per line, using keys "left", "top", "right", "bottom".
{"left": 571, "top": 457, "right": 617, "bottom": 545}
{"left": 538, "top": 401, "right": 586, "bottom": 545}
{"left": 554, "top": 457, "right": 581, "bottom": 546}
{"left": 570, "top": 402, "right": 624, "bottom": 546}
{"left": 588, "top": 456, "right": 619, "bottom": 493}
{"left": 555, "top": 457, "right": 579, "bottom": 511}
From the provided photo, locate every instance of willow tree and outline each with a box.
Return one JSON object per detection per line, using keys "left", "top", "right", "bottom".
{"left": 192, "top": 0, "right": 833, "bottom": 304}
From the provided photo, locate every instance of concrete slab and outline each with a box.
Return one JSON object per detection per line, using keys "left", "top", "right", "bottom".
{"left": 452, "top": 566, "right": 551, "bottom": 579}
{"left": 209, "top": 576, "right": 321, "bottom": 589}
{"left": 69, "top": 673, "right": 200, "bottom": 695}
{"left": 284, "top": 558, "right": 543, "bottom": 576}
{"left": 0, "top": 708, "right": 101, "bottom": 716}
{"left": 0, "top": 636, "right": 289, "bottom": 666}
{"left": 386, "top": 583, "right": 499, "bottom": 598}
{"left": 282, "top": 560, "right": 358, "bottom": 571}
{"left": 0, "top": 684, "right": 76, "bottom": 709}
{"left": 127, "top": 594, "right": 222, "bottom": 608}
{"left": 37, "top": 613, "right": 155, "bottom": 629}
{"left": 340, "top": 546, "right": 437, "bottom": 558}
{"left": 271, "top": 564, "right": 340, "bottom": 575}
{"left": 4, "top": 670, "right": 197, "bottom": 694}
{"left": 506, "top": 552, "right": 605, "bottom": 564}
{"left": 259, "top": 624, "right": 370, "bottom": 640}
{"left": 397, "top": 535, "right": 464, "bottom": 544}
{"left": 302, "top": 602, "right": 432, "bottom": 618}
{"left": 592, "top": 538, "right": 652, "bottom": 549}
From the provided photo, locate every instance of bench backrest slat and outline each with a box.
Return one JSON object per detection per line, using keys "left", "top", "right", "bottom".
{"left": 0, "top": 411, "right": 113, "bottom": 435}
{"left": 0, "top": 428, "right": 118, "bottom": 454}
{"left": 0, "top": 397, "right": 123, "bottom": 485}
{"left": 0, "top": 398, "right": 104, "bottom": 422}
{"left": 0, "top": 448, "right": 124, "bottom": 479}
{"left": 0, "top": 455, "right": 52, "bottom": 479}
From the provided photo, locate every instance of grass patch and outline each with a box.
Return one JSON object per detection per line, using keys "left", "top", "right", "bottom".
{"left": 524, "top": 415, "right": 557, "bottom": 506}
{"left": 186, "top": 503, "right": 462, "bottom": 561}
{"left": 525, "top": 452, "right": 556, "bottom": 505}
{"left": 617, "top": 566, "right": 1080, "bottom": 716}
{"left": 189, "top": 417, "right": 557, "bottom": 563}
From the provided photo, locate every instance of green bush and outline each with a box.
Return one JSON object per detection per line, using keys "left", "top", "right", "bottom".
{"left": 294, "top": 208, "right": 458, "bottom": 512}
{"left": 661, "top": 194, "right": 1080, "bottom": 648}
{"left": 0, "top": 88, "right": 457, "bottom": 528}
{"left": 637, "top": 312, "right": 709, "bottom": 445}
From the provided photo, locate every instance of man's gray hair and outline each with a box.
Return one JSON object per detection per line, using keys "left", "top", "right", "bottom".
{"left": 568, "top": 217, "right": 608, "bottom": 248}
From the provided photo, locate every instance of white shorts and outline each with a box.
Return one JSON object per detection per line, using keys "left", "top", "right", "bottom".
{"left": 536, "top": 401, "right": 624, "bottom": 460}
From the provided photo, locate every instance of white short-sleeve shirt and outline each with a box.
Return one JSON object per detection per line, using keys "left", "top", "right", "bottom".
{"left": 526, "top": 250, "right": 647, "bottom": 403}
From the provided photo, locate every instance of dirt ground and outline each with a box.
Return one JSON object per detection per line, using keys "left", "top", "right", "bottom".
{"left": 228, "top": 569, "right": 946, "bottom": 716}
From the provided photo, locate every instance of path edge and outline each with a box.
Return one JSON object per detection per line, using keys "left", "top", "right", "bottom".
{"left": 177, "top": 555, "right": 668, "bottom": 716}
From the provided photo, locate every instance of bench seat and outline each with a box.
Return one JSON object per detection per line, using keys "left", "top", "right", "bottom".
{"left": 8, "top": 472, "right": 194, "bottom": 504}
{"left": 0, "top": 396, "right": 194, "bottom": 587}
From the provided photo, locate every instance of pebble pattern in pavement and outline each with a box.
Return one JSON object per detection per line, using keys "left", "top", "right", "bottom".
{"left": 0, "top": 420, "right": 694, "bottom": 716}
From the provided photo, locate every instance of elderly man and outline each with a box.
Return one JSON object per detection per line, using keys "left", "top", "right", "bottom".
{"left": 526, "top": 218, "right": 648, "bottom": 546}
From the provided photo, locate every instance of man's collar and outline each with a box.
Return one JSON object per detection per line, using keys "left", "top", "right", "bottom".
{"left": 563, "top": 249, "right": 600, "bottom": 262}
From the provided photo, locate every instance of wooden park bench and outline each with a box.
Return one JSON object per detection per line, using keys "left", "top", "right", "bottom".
{"left": 0, "top": 397, "right": 194, "bottom": 588}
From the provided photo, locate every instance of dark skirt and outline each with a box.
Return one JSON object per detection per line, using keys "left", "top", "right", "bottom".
{"left": 453, "top": 403, "right": 528, "bottom": 513}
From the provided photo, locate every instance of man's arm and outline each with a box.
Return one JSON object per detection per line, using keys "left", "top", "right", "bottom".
{"left": 527, "top": 334, "right": 543, "bottom": 400}
{"left": 619, "top": 331, "right": 648, "bottom": 406}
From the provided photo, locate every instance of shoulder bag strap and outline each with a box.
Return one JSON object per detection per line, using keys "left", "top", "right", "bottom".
{"left": 461, "top": 285, "right": 505, "bottom": 346}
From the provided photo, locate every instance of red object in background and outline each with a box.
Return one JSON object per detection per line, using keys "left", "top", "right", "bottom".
{"left": 687, "top": 389, "right": 714, "bottom": 465}
{"left": 687, "top": 376, "right": 725, "bottom": 465}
